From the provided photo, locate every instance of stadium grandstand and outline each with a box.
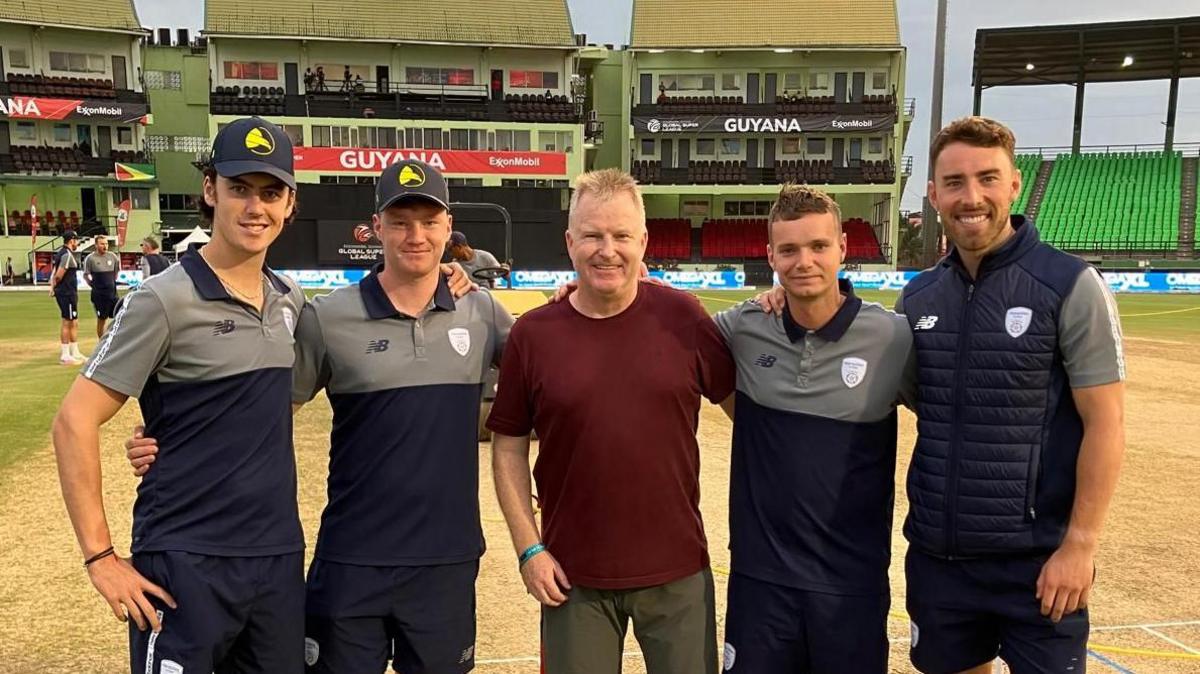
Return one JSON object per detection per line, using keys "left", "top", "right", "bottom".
{"left": 0, "top": 0, "right": 160, "bottom": 280}
{"left": 199, "top": 0, "right": 610, "bottom": 272}
{"left": 972, "top": 17, "right": 1200, "bottom": 261}
{"left": 605, "top": 0, "right": 914, "bottom": 276}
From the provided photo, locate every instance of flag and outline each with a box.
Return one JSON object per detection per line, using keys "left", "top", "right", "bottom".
{"left": 114, "top": 162, "right": 155, "bottom": 181}
{"left": 30, "top": 195, "right": 39, "bottom": 248}
{"left": 116, "top": 199, "right": 131, "bottom": 247}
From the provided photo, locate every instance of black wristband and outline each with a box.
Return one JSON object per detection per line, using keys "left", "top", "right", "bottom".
{"left": 84, "top": 546, "right": 115, "bottom": 568}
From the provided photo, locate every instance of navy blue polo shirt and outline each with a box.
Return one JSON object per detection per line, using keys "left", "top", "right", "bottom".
{"left": 714, "top": 281, "right": 915, "bottom": 595}
{"left": 293, "top": 265, "right": 512, "bottom": 566}
{"left": 82, "top": 248, "right": 306, "bottom": 556}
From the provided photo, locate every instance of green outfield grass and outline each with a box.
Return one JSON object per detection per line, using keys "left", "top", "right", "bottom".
{"left": 2, "top": 288, "right": 1198, "bottom": 476}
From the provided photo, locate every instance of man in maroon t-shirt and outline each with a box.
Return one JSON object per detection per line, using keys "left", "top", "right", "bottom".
{"left": 488, "top": 168, "right": 734, "bottom": 674}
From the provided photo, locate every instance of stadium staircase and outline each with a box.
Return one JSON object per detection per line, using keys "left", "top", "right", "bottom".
{"left": 1179, "top": 157, "right": 1197, "bottom": 255}
{"left": 1023, "top": 157, "right": 1054, "bottom": 222}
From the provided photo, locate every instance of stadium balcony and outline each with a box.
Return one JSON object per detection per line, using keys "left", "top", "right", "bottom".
{"left": 1036, "top": 151, "right": 1181, "bottom": 253}
{"left": 694, "top": 217, "right": 885, "bottom": 262}
{"left": 6, "top": 209, "right": 80, "bottom": 236}
{"left": 645, "top": 218, "right": 692, "bottom": 259}
{"left": 5, "top": 145, "right": 150, "bottom": 177}
{"left": 216, "top": 83, "right": 581, "bottom": 124}
{"left": 1, "top": 74, "right": 145, "bottom": 103}
{"left": 631, "top": 93, "right": 898, "bottom": 117}
{"left": 631, "top": 159, "right": 896, "bottom": 186}
{"left": 211, "top": 86, "right": 285, "bottom": 116}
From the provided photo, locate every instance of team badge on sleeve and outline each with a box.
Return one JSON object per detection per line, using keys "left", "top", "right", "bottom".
{"left": 841, "top": 357, "right": 868, "bottom": 389}
{"left": 448, "top": 328, "right": 471, "bottom": 356}
{"left": 1005, "top": 306, "right": 1033, "bottom": 338}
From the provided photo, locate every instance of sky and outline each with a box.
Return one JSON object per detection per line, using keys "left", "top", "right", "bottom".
{"left": 134, "top": 0, "right": 1200, "bottom": 210}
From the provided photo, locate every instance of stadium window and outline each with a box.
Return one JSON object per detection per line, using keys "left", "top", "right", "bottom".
{"left": 501, "top": 179, "right": 519, "bottom": 187}
{"left": 640, "top": 138, "right": 656, "bottom": 156}
{"left": 223, "top": 61, "right": 279, "bottom": 81}
{"left": 721, "top": 73, "right": 740, "bottom": 91}
{"left": 14, "top": 122, "right": 35, "bottom": 141}
{"left": 117, "top": 127, "right": 133, "bottom": 145}
{"left": 720, "top": 138, "right": 741, "bottom": 156}
{"left": 8, "top": 48, "right": 28, "bottom": 69}
{"left": 869, "top": 137, "right": 883, "bottom": 155}
{"left": 450, "top": 129, "right": 471, "bottom": 150}
{"left": 330, "top": 126, "right": 352, "bottom": 147}
{"left": 783, "top": 73, "right": 803, "bottom": 91}
{"left": 53, "top": 124, "right": 72, "bottom": 143}
{"left": 872, "top": 72, "right": 887, "bottom": 90}
{"left": 113, "top": 188, "right": 150, "bottom": 210}
{"left": 755, "top": 201, "right": 770, "bottom": 216}
{"left": 319, "top": 176, "right": 338, "bottom": 184}
{"left": 493, "top": 130, "right": 510, "bottom": 151}
{"left": 660, "top": 73, "right": 716, "bottom": 92}
{"left": 807, "top": 137, "right": 827, "bottom": 155}
{"left": 809, "top": 72, "right": 829, "bottom": 90}
{"left": 405, "top": 67, "right": 475, "bottom": 86}
{"left": 49, "top": 51, "right": 106, "bottom": 74}
{"left": 422, "top": 128, "right": 443, "bottom": 150}
{"left": 513, "top": 130, "right": 531, "bottom": 151}
{"left": 509, "top": 70, "right": 560, "bottom": 89}
{"left": 723, "top": 201, "right": 739, "bottom": 216}
{"left": 540, "top": 131, "right": 572, "bottom": 152}
{"left": 682, "top": 200, "right": 708, "bottom": 216}
{"left": 172, "top": 136, "right": 209, "bottom": 153}
{"left": 283, "top": 125, "right": 305, "bottom": 147}
{"left": 696, "top": 139, "right": 715, "bottom": 155}
{"left": 782, "top": 137, "right": 801, "bottom": 155}
{"left": 312, "top": 126, "right": 332, "bottom": 147}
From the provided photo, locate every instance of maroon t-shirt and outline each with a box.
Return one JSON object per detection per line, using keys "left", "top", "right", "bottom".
{"left": 487, "top": 283, "right": 735, "bottom": 589}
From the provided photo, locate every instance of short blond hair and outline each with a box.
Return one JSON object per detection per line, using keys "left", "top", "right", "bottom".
{"left": 767, "top": 183, "right": 842, "bottom": 243}
{"left": 569, "top": 168, "right": 645, "bottom": 225}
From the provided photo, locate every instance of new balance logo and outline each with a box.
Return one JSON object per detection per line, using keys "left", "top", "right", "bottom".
{"left": 754, "top": 354, "right": 777, "bottom": 368}
{"left": 212, "top": 320, "right": 235, "bottom": 335}
{"left": 914, "top": 316, "right": 939, "bottom": 330}
{"left": 458, "top": 645, "right": 475, "bottom": 664}
{"left": 365, "top": 339, "right": 390, "bottom": 354}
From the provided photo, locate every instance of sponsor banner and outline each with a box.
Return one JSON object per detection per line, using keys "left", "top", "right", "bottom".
{"left": 293, "top": 147, "right": 568, "bottom": 176}
{"left": 277, "top": 269, "right": 372, "bottom": 289}
{"left": 840, "top": 270, "right": 1200, "bottom": 294}
{"left": 316, "top": 219, "right": 383, "bottom": 266}
{"left": 501, "top": 269, "right": 746, "bottom": 290}
{"left": 633, "top": 113, "right": 895, "bottom": 135}
{"left": 0, "top": 96, "right": 150, "bottom": 124}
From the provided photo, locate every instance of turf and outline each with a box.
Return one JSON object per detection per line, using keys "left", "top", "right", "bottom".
{"left": 2, "top": 288, "right": 1198, "bottom": 475}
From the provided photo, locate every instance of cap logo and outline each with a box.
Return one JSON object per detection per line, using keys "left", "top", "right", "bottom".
{"left": 398, "top": 164, "right": 426, "bottom": 187}
{"left": 245, "top": 127, "right": 275, "bottom": 156}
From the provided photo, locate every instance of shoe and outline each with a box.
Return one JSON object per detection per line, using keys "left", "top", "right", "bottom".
{"left": 60, "top": 356, "right": 84, "bottom": 366}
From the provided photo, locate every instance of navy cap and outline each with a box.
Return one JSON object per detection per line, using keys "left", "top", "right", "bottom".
{"left": 375, "top": 160, "right": 450, "bottom": 213}
{"left": 449, "top": 231, "right": 468, "bottom": 246}
{"left": 210, "top": 117, "right": 296, "bottom": 189}
{"left": 62, "top": 230, "right": 78, "bottom": 241}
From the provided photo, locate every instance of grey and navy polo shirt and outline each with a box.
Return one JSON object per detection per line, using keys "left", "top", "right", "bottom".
{"left": 82, "top": 247, "right": 306, "bottom": 557}
{"left": 292, "top": 265, "right": 513, "bottom": 566}
{"left": 83, "top": 250, "right": 120, "bottom": 295}
{"left": 54, "top": 246, "right": 78, "bottom": 296}
{"left": 714, "top": 280, "right": 914, "bottom": 595}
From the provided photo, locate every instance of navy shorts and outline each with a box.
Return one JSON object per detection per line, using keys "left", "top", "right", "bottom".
{"left": 92, "top": 292, "right": 118, "bottom": 319}
{"left": 304, "top": 559, "right": 478, "bottom": 674}
{"left": 722, "top": 572, "right": 889, "bottom": 673}
{"left": 55, "top": 293, "right": 78, "bottom": 320}
{"left": 906, "top": 547, "right": 1089, "bottom": 674}
{"left": 129, "top": 551, "right": 305, "bottom": 674}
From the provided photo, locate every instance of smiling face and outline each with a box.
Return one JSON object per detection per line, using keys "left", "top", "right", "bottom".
{"left": 374, "top": 199, "right": 452, "bottom": 279}
{"left": 203, "top": 173, "right": 295, "bottom": 257}
{"left": 565, "top": 190, "right": 647, "bottom": 298}
{"left": 929, "top": 141, "right": 1021, "bottom": 260}
{"left": 768, "top": 211, "right": 845, "bottom": 302}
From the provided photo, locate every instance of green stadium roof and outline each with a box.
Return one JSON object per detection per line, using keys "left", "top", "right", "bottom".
{"left": 0, "top": 0, "right": 144, "bottom": 34}
{"left": 204, "top": 0, "right": 577, "bottom": 48}
{"left": 630, "top": 0, "right": 900, "bottom": 49}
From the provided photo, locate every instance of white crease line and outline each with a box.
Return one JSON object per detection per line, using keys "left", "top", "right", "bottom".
{"left": 1141, "top": 626, "right": 1200, "bottom": 654}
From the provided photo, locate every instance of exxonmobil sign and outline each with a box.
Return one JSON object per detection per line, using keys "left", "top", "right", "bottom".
{"left": 293, "top": 147, "right": 568, "bottom": 176}
{"left": 0, "top": 96, "right": 150, "bottom": 124}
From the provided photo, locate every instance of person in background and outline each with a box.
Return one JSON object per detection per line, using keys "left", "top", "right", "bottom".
{"left": 50, "top": 230, "right": 84, "bottom": 364}
{"left": 139, "top": 237, "right": 170, "bottom": 279}
{"left": 446, "top": 232, "right": 505, "bottom": 288}
{"left": 82, "top": 235, "right": 121, "bottom": 338}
